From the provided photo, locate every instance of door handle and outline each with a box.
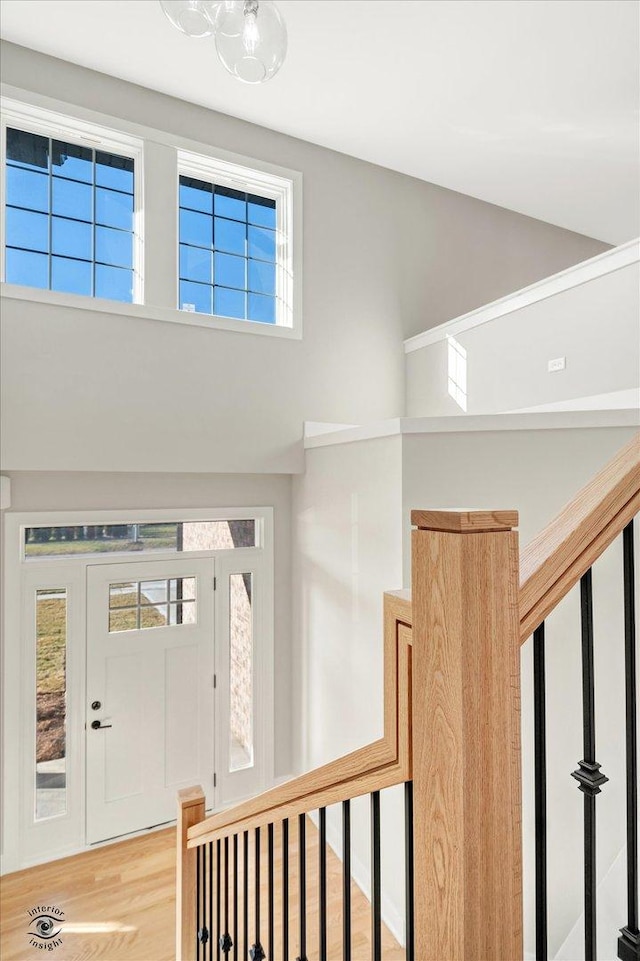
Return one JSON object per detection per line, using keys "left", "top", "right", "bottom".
{"left": 91, "top": 720, "right": 113, "bottom": 730}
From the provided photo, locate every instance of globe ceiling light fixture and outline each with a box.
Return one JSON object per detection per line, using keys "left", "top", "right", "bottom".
{"left": 214, "top": 1, "right": 287, "bottom": 84}
{"left": 159, "top": 1, "right": 222, "bottom": 38}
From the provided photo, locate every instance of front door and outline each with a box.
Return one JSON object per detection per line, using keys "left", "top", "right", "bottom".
{"left": 86, "top": 558, "right": 214, "bottom": 843}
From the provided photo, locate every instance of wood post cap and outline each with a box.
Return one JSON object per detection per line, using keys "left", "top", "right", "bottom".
{"left": 177, "top": 785, "right": 205, "bottom": 808}
{"left": 411, "top": 509, "right": 518, "bottom": 533}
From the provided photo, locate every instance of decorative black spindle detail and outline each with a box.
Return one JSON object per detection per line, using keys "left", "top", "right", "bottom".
{"left": 534, "top": 622, "right": 548, "bottom": 961}
{"left": 572, "top": 568, "right": 608, "bottom": 961}
{"left": 405, "top": 782, "right": 414, "bottom": 961}
{"left": 619, "top": 520, "right": 640, "bottom": 961}
{"left": 216, "top": 839, "right": 222, "bottom": 961}
{"left": 208, "top": 841, "right": 214, "bottom": 961}
{"left": 283, "top": 818, "right": 290, "bottom": 961}
{"left": 268, "top": 823, "right": 275, "bottom": 961}
{"left": 371, "top": 791, "right": 382, "bottom": 961}
{"left": 343, "top": 799, "right": 352, "bottom": 961}
{"left": 243, "top": 831, "right": 249, "bottom": 961}
{"left": 197, "top": 845, "right": 210, "bottom": 956}
{"left": 250, "top": 827, "right": 265, "bottom": 961}
{"left": 296, "top": 813, "right": 308, "bottom": 961}
{"left": 219, "top": 836, "right": 232, "bottom": 955}
{"left": 233, "top": 834, "right": 238, "bottom": 961}
{"left": 319, "top": 807, "right": 327, "bottom": 961}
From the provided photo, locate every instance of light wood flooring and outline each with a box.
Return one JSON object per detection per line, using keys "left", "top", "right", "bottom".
{"left": 1, "top": 821, "right": 405, "bottom": 960}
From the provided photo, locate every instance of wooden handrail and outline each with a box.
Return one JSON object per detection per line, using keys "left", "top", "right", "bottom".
{"left": 186, "top": 596, "right": 412, "bottom": 849}
{"left": 519, "top": 432, "right": 640, "bottom": 641}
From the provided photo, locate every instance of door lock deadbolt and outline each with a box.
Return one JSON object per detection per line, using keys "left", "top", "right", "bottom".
{"left": 91, "top": 700, "right": 102, "bottom": 711}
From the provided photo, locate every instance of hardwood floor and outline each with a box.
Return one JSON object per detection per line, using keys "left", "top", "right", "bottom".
{"left": 1, "top": 821, "right": 404, "bottom": 960}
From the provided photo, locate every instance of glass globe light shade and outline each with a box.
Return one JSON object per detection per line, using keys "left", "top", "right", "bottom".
{"left": 159, "top": 1, "right": 221, "bottom": 38}
{"left": 214, "top": 1, "right": 287, "bottom": 84}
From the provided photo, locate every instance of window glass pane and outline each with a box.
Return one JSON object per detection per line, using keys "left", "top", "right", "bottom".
{"left": 52, "top": 177, "right": 92, "bottom": 221}
{"left": 248, "top": 194, "right": 276, "bottom": 228}
{"left": 5, "top": 249, "right": 49, "bottom": 288}
{"left": 229, "top": 573, "right": 254, "bottom": 772}
{"left": 109, "top": 582, "right": 138, "bottom": 608}
{"left": 180, "top": 280, "right": 213, "bottom": 315}
{"left": 95, "top": 152, "right": 134, "bottom": 193}
{"left": 52, "top": 141, "right": 93, "bottom": 183}
{"left": 248, "top": 292, "right": 276, "bottom": 325}
{"left": 52, "top": 217, "right": 92, "bottom": 260}
{"left": 109, "top": 608, "right": 139, "bottom": 633}
{"left": 169, "top": 577, "right": 197, "bottom": 600}
{"left": 214, "top": 186, "right": 246, "bottom": 221}
{"left": 95, "top": 265, "right": 133, "bottom": 303}
{"left": 214, "top": 286, "right": 245, "bottom": 320}
{"left": 6, "top": 207, "right": 49, "bottom": 253}
{"left": 6, "top": 166, "right": 49, "bottom": 212}
{"left": 140, "top": 605, "right": 168, "bottom": 629}
{"left": 180, "top": 244, "right": 213, "bottom": 284}
{"left": 139, "top": 580, "right": 168, "bottom": 605}
{"left": 248, "top": 259, "right": 276, "bottom": 296}
{"left": 4, "top": 128, "right": 136, "bottom": 305}
{"left": 51, "top": 257, "right": 92, "bottom": 296}
{"left": 180, "top": 208, "right": 212, "bottom": 249}
{"left": 24, "top": 520, "right": 256, "bottom": 558}
{"left": 248, "top": 225, "right": 276, "bottom": 262}
{"left": 169, "top": 600, "right": 196, "bottom": 625}
{"left": 179, "top": 176, "right": 213, "bottom": 213}
{"left": 215, "top": 217, "right": 246, "bottom": 255}
{"left": 7, "top": 128, "right": 49, "bottom": 171}
{"left": 95, "top": 188, "right": 133, "bottom": 230}
{"left": 36, "top": 589, "right": 67, "bottom": 820}
{"left": 95, "top": 226, "right": 133, "bottom": 268}
{"left": 215, "top": 252, "right": 246, "bottom": 290}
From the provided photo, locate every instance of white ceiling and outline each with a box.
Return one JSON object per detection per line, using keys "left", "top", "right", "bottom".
{"left": 1, "top": 0, "right": 638, "bottom": 244}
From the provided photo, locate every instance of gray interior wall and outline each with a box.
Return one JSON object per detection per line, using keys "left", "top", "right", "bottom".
{"left": 402, "top": 425, "right": 638, "bottom": 957}
{"left": 406, "top": 261, "right": 640, "bottom": 417}
{"left": 3, "top": 470, "right": 293, "bottom": 778}
{"left": 1, "top": 42, "right": 608, "bottom": 473}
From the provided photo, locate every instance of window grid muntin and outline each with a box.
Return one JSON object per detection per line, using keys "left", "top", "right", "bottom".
{"left": 108, "top": 577, "right": 197, "bottom": 633}
{"left": 178, "top": 174, "right": 278, "bottom": 324}
{"left": 4, "top": 127, "right": 136, "bottom": 303}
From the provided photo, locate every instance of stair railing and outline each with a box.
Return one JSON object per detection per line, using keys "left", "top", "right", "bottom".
{"left": 177, "top": 432, "right": 639, "bottom": 961}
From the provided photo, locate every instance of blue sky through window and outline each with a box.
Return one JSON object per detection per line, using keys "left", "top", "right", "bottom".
{"left": 179, "top": 175, "right": 277, "bottom": 324}
{"left": 4, "top": 128, "right": 135, "bottom": 303}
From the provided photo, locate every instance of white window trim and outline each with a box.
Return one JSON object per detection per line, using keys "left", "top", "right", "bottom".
{"left": 0, "top": 97, "right": 145, "bottom": 304}
{"left": 178, "top": 149, "right": 294, "bottom": 330}
{"left": 2, "top": 507, "right": 275, "bottom": 874}
{"left": 0, "top": 85, "right": 303, "bottom": 340}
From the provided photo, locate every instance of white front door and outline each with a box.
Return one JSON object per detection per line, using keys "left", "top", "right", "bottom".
{"left": 86, "top": 558, "right": 215, "bottom": 843}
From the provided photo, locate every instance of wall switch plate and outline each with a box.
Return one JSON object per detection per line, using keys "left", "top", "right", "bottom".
{"left": 548, "top": 356, "right": 566, "bottom": 372}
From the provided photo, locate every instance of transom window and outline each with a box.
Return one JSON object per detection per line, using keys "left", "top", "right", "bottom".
{"left": 5, "top": 127, "right": 136, "bottom": 303}
{"left": 179, "top": 175, "right": 278, "bottom": 324}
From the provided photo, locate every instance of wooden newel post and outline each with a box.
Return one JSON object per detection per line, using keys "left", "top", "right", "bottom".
{"left": 411, "top": 510, "right": 523, "bottom": 961}
{"left": 176, "top": 786, "right": 206, "bottom": 961}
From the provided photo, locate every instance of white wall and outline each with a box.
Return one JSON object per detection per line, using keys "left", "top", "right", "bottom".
{"left": 405, "top": 258, "right": 639, "bottom": 417}
{"left": 0, "top": 42, "right": 608, "bottom": 474}
{"left": 402, "top": 424, "right": 638, "bottom": 957}
{"left": 291, "top": 435, "right": 407, "bottom": 942}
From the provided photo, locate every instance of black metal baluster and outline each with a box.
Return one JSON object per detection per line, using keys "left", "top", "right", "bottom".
{"left": 572, "top": 568, "right": 608, "bottom": 961}
{"left": 619, "top": 520, "right": 639, "bottom": 961}
{"left": 250, "top": 827, "right": 265, "bottom": 960}
{"left": 405, "top": 782, "right": 414, "bottom": 961}
{"left": 243, "top": 831, "right": 249, "bottom": 961}
{"left": 208, "top": 841, "right": 214, "bottom": 961}
{"left": 220, "top": 836, "right": 232, "bottom": 955}
{"left": 216, "top": 839, "right": 222, "bottom": 961}
{"left": 342, "top": 799, "right": 351, "bottom": 961}
{"left": 283, "top": 819, "right": 289, "bottom": 961}
{"left": 233, "top": 834, "right": 238, "bottom": 961}
{"left": 319, "top": 807, "right": 327, "bottom": 961}
{"left": 197, "top": 845, "right": 202, "bottom": 959}
{"left": 268, "top": 823, "right": 275, "bottom": 961}
{"left": 534, "top": 622, "right": 548, "bottom": 961}
{"left": 370, "top": 791, "right": 382, "bottom": 961}
{"left": 296, "top": 814, "right": 307, "bottom": 961}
